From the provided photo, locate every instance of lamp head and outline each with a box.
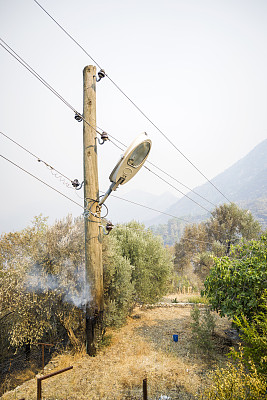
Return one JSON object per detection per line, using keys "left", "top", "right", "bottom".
{"left": 109, "top": 132, "right": 151, "bottom": 185}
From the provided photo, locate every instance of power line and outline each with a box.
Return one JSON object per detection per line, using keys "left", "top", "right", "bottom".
{"left": 0, "top": 38, "right": 101, "bottom": 138}
{"left": 107, "top": 74, "right": 232, "bottom": 203}
{"left": 2, "top": 115, "right": 214, "bottom": 218}
{"left": 105, "top": 192, "right": 232, "bottom": 241}
{"left": 97, "top": 126, "right": 217, "bottom": 208}
{"left": 103, "top": 191, "right": 197, "bottom": 224}
{"left": 108, "top": 204, "right": 223, "bottom": 247}
{"left": 0, "top": 38, "right": 76, "bottom": 113}
{"left": 1, "top": 154, "right": 228, "bottom": 246}
{"left": 0, "top": 154, "right": 83, "bottom": 209}
{"left": 143, "top": 166, "right": 212, "bottom": 214}
{"left": 0, "top": 38, "right": 219, "bottom": 216}
{"left": 113, "top": 224, "right": 215, "bottom": 246}
{"left": 32, "top": 0, "right": 231, "bottom": 204}
{"left": 1, "top": 125, "right": 214, "bottom": 221}
{"left": 33, "top": 0, "right": 102, "bottom": 70}
{"left": 97, "top": 126, "right": 216, "bottom": 214}
{"left": 0, "top": 41, "right": 215, "bottom": 217}
{"left": 1, "top": 106, "right": 210, "bottom": 222}
{"left": 0, "top": 152, "right": 200, "bottom": 225}
{"left": 0, "top": 131, "right": 75, "bottom": 187}
{"left": 146, "top": 160, "right": 216, "bottom": 207}
{"left": 1, "top": 129, "right": 213, "bottom": 227}
{"left": 0, "top": 148, "right": 199, "bottom": 225}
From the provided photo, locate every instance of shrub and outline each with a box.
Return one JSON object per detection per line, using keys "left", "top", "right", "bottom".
{"left": 203, "top": 234, "right": 267, "bottom": 321}
{"left": 230, "top": 302, "right": 267, "bottom": 377}
{"left": 190, "top": 306, "right": 215, "bottom": 355}
{"left": 201, "top": 358, "right": 267, "bottom": 400}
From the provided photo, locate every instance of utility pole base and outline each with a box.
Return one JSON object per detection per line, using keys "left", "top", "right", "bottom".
{"left": 85, "top": 308, "right": 104, "bottom": 356}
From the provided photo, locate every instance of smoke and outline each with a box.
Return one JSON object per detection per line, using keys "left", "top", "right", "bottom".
{"left": 25, "top": 261, "right": 91, "bottom": 308}
{"left": 64, "top": 267, "right": 91, "bottom": 309}
{"left": 26, "top": 263, "right": 59, "bottom": 292}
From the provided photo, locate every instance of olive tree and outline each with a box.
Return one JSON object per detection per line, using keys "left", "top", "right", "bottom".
{"left": 112, "top": 221, "right": 174, "bottom": 304}
{"left": 175, "top": 203, "right": 262, "bottom": 284}
{"left": 203, "top": 234, "right": 267, "bottom": 321}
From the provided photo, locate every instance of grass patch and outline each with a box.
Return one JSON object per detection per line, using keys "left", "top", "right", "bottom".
{"left": 99, "top": 333, "right": 113, "bottom": 349}
{"left": 187, "top": 295, "right": 209, "bottom": 304}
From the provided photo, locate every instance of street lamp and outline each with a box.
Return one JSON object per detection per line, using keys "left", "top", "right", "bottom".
{"left": 99, "top": 132, "right": 152, "bottom": 206}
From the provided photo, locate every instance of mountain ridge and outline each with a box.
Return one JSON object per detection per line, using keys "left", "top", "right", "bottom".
{"left": 146, "top": 139, "right": 267, "bottom": 229}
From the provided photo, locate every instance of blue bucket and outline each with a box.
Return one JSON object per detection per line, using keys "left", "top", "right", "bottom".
{"left": 173, "top": 334, "right": 178, "bottom": 342}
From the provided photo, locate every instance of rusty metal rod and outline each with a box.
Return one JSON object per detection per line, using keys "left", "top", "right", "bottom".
{"left": 42, "top": 344, "right": 44, "bottom": 371}
{"left": 32, "top": 343, "right": 54, "bottom": 346}
{"left": 37, "top": 379, "right": 41, "bottom": 400}
{"left": 32, "top": 343, "right": 54, "bottom": 371}
{"left": 36, "top": 366, "right": 73, "bottom": 400}
{"left": 38, "top": 366, "right": 73, "bottom": 381}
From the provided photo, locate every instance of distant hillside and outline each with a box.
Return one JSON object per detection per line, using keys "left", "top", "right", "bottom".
{"left": 106, "top": 190, "right": 178, "bottom": 224}
{"left": 149, "top": 139, "right": 267, "bottom": 244}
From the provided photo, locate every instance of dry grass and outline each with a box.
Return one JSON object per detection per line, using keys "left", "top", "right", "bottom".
{"left": 2, "top": 298, "right": 232, "bottom": 400}
{"left": 161, "top": 294, "right": 195, "bottom": 304}
{"left": 0, "top": 363, "right": 38, "bottom": 396}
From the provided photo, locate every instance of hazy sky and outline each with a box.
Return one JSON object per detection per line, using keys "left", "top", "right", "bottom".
{"left": 1, "top": 0, "right": 267, "bottom": 233}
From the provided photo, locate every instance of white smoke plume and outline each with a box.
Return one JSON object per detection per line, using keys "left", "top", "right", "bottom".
{"left": 25, "top": 261, "right": 91, "bottom": 308}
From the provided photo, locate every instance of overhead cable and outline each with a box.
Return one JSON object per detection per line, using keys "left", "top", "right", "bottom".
{"left": 0, "top": 131, "right": 76, "bottom": 188}
{"left": 102, "top": 191, "right": 193, "bottom": 224}
{"left": 97, "top": 127, "right": 217, "bottom": 208}
{"left": 33, "top": 0, "right": 102, "bottom": 70}
{"left": 0, "top": 154, "right": 83, "bottom": 209}
{"left": 1, "top": 126, "right": 213, "bottom": 218}
{"left": 1, "top": 154, "right": 230, "bottom": 246}
{"left": 113, "top": 224, "right": 215, "bottom": 246}
{"left": 104, "top": 192, "right": 232, "bottom": 240}
{"left": 0, "top": 151, "right": 199, "bottom": 225}
{"left": 97, "top": 125, "right": 215, "bottom": 214}
{"left": 146, "top": 160, "right": 216, "bottom": 207}
{"left": 102, "top": 194, "right": 228, "bottom": 245}
{"left": 0, "top": 38, "right": 100, "bottom": 138}
{"left": 1, "top": 38, "right": 219, "bottom": 214}
{"left": 143, "top": 166, "right": 211, "bottom": 214}
{"left": 33, "top": 0, "right": 231, "bottom": 204}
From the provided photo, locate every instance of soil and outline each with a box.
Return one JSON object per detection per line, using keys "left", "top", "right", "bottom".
{"left": 1, "top": 294, "right": 235, "bottom": 400}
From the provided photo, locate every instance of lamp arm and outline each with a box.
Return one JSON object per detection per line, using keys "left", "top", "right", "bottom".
{"left": 98, "top": 178, "right": 124, "bottom": 206}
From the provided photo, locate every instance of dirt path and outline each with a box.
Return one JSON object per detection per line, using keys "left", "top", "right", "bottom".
{"left": 2, "top": 299, "right": 232, "bottom": 400}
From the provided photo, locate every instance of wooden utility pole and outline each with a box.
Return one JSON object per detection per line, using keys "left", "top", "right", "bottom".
{"left": 83, "top": 65, "right": 104, "bottom": 355}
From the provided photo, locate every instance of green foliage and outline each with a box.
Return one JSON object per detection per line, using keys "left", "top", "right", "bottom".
{"left": 103, "top": 235, "right": 135, "bottom": 327}
{"left": 0, "top": 217, "right": 174, "bottom": 353}
{"left": 112, "top": 221, "right": 173, "bottom": 304}
{"left": 0, "top": 215, "right": 86, "bottom": 351}
{"left": 190, "top": 306, "right": 216, "bottom": 355}
{"left": 174, "top": 203, "right": 262, "bottom": 284}
{"left": 206, "top": 203, "right": 262, "bottom": 254}
{"left": 151, "top": 218, "right": 188, "bottom": 246}
{"left": 151, "top": 215, "right": 206, "bottom": 246}
{"left": 203, "top": 234, "right": 267, "bottom": 320}
{"left": 201, "top": 358, "right": 267, "bottom": 400}
{"left": 174, "top": 222, "right": 208, "bottom": 272}
{"left": 193, "top": 251, "right": 214, "bottom": 280}
{"left": 187, "top": 295, "right": 209, "bottom": 304}
{"left": 230, "top": 304, "right": 267, "bottom": 377}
